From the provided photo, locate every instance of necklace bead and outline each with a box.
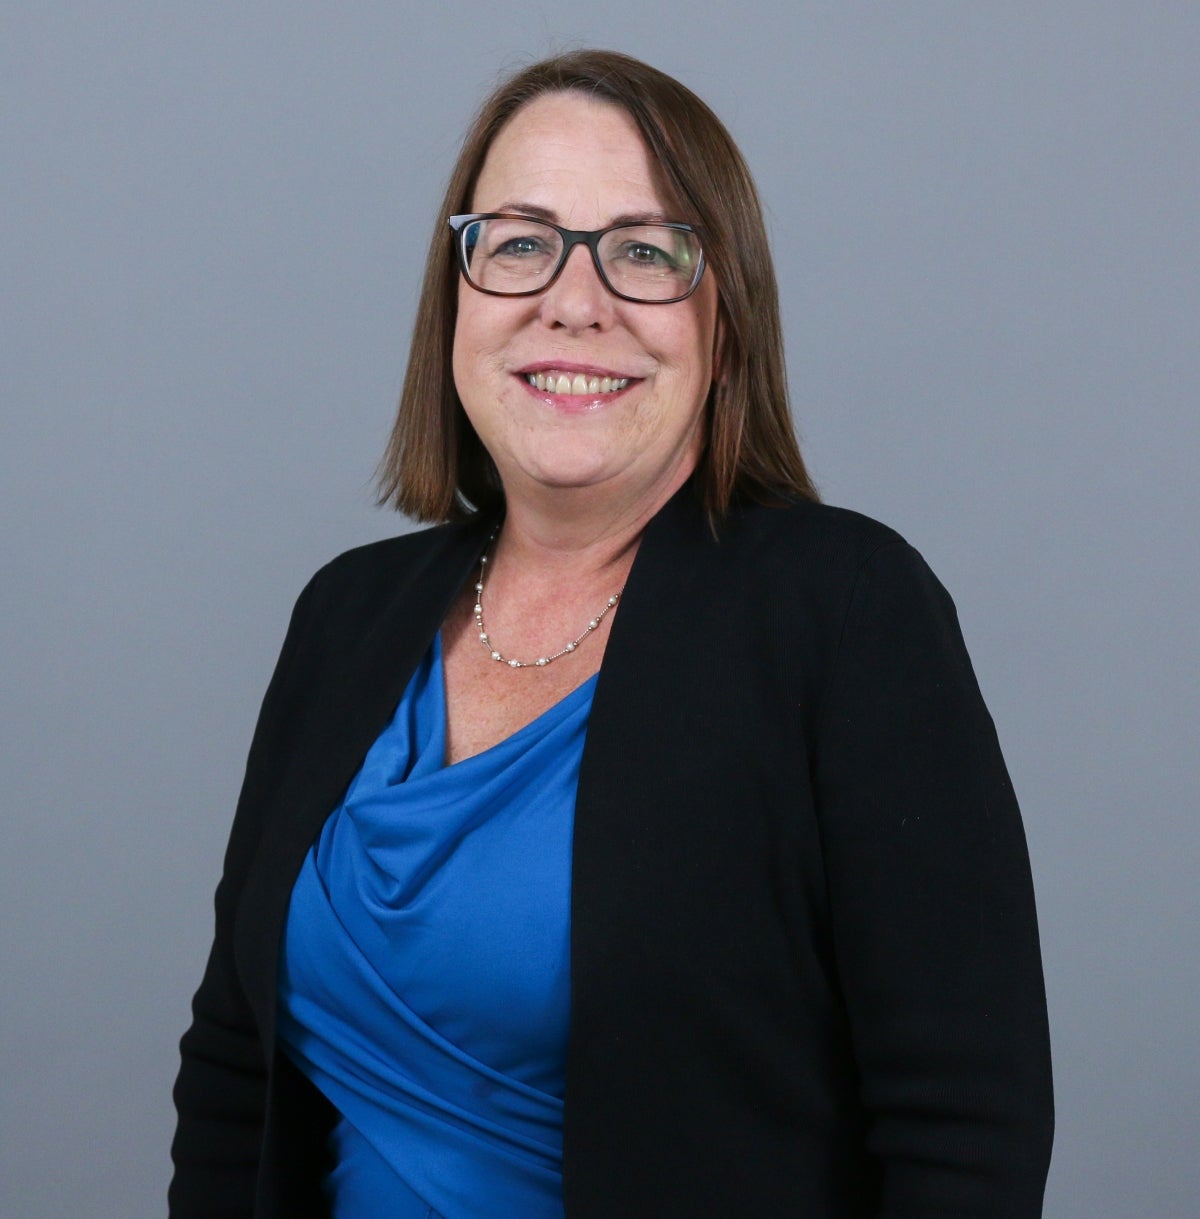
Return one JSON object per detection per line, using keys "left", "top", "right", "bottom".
{"left": 473, "top": 532, "right": 622, "bottom": 670}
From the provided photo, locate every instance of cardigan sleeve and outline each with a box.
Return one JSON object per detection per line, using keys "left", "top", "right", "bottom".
{"left": 813, "top": 540, "right": 1054, "bottom": 1217}
{"left": 168, "top": 574, "right": 322, "bottom": 1219}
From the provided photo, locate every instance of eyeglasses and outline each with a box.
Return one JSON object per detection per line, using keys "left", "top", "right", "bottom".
{"left": 448, "top": 213, "right": 706, "bottom": 304}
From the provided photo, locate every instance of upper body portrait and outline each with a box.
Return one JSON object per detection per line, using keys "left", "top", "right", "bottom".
{"left": 170, "top": 50, "right": 1053, "bottom": 1219}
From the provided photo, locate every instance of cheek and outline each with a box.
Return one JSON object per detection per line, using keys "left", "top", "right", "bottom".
{"left": 451, "top": 290, "right": 480, "bottom": 382}
{"left": 659, "top": 316, "right": 716, "bottom": 403}
{"left": 452, "top": 308, "right": 500, "bottom": 398}
{"left": 658, "top": 285, "right": 718, "bottom": 377}
{"left": 450, "top": 327, "right": 471, "bottom": 395}
{"left": 452, "top": 291, "right": 524, "bottom": 387}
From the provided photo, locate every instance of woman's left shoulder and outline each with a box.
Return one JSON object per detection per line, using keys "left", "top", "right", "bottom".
{"left": 715, "top": 496, "right": 930, "bottom": 597}
{"left": 730, "top": 495, "right": 906, "bottom": 559}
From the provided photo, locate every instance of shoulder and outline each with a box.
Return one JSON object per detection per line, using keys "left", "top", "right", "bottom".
{"left": 690, "top": 495, "right": 924, "bottom": 614}
{"left": 643, "top": 488, "right": 941, "bottom": 627}
{"left": 264, "top": 515, "right": 492, "bottom": 677}
{"left": 307, "top": 516, "right": 476, "bottom": 589}
{"left": 630, "top": 492, "right": 948, "bottom": 699}
{"left": 724, "top": 496, "right": 907, "bottom": 563}
{"left": 735, "top": 499, "right": 962, "bottom": 643}
{"left": 296, "top": 515, "right": 491, "bottom": 619}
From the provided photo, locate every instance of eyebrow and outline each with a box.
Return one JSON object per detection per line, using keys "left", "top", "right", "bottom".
{"left": 491, "top": 201, "right": 676, "bottom": 227}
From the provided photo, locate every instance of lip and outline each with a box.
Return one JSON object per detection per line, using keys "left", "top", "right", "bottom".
{"left": 515, "top": 360, "right": 641, "bottom": 379}
{"left": 514, "top": 370, "right": 638, "bottom": 413}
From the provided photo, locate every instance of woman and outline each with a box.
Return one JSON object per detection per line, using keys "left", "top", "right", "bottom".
{"left": 170, "top": 50, "right": 1053, "bottom": 1218}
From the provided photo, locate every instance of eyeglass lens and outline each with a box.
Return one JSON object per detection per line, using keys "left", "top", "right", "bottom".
{"left": 460, "top": 217, "right": 701, "bottom": 301}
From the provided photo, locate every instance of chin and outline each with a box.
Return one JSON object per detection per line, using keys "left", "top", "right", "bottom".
{"left": 505, "top": 440, "right": 624, "bottom": 490}
{"left": 524, "top": 464, "right": 617, "bottom": 492}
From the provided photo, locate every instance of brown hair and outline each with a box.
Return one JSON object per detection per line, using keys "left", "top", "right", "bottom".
{"left": 377, "top": 49, "right": 818, "bottom": 521}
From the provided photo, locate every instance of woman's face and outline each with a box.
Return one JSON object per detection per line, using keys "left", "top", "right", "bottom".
{"left": 452, "top": 92, "right": 720, "bottom": 513}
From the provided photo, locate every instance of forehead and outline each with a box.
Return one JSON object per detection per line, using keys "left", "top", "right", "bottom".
{"left": 471, "top": 92, "right": 676, "bottom": 224}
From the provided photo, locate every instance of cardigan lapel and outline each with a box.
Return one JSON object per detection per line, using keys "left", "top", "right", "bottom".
{"left": 236, "top": 512, "right": 495, "bottom": 1040}
{"left": 566, "top": 480, "right": 715, "bottom": 980}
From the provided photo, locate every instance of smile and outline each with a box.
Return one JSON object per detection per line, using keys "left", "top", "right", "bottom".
{"left": 523, "top": 371, "right": 631, "bottom": 395}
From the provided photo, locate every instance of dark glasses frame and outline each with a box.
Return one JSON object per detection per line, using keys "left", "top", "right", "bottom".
{"left": 447, "top": 213, "right": 706, "bottom": 304}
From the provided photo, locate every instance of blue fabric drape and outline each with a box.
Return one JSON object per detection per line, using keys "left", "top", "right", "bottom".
{"left": 278, "top": 633, "right": 595, "bottom": 1218}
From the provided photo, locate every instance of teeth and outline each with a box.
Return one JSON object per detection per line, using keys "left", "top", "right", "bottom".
{"left": 524, "top": 372, "right": 630, "bottom": 395}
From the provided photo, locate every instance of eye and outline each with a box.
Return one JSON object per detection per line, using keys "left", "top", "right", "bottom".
{"left": 494, "top": 234, "right": 550, "bottom": 258}
{"left": 619, "top": 241, "right": 673, "bottom": 268}
{"left": 478, "top": 218, "right": 559, "bottom": 263}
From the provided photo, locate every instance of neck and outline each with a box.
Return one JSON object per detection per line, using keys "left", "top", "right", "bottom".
{"left": 494, "top": 458, "right": 695, "bottom": 574}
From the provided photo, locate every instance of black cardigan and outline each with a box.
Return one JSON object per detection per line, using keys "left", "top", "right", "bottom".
{"left": 170, "top": 488, "right": 1053, "bottom": 1218}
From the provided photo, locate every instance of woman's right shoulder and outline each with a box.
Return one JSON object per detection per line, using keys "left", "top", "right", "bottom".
{"left": 246, "top": 516, "right": 491, "bottom": 746}
{"left": 295, "top": 516, "right": 491, "bottom": 624}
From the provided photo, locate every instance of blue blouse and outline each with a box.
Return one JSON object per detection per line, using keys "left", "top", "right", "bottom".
{"left": 277, "top": 632, "right": 597, "bottom": 1218}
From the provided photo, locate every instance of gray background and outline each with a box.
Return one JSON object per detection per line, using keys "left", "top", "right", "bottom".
{"left": 3, "top": 3, "right": 1197, "bottom": 1216}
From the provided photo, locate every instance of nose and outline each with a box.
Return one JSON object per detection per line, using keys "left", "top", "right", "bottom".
{"left": 537, "top": 243, "right": 614, "bottom": 332}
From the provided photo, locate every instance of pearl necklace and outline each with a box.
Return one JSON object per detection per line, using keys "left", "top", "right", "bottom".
{"left": 473, "top": 535, "right": 622, "bottom": 669}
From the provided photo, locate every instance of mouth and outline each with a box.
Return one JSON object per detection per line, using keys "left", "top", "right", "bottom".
{"left": 522, "top": 369, "right": 631, "bottom": 396}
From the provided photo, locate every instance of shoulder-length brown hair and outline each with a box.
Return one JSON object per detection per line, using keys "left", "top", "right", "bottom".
{"left": 378, "top": 49, "right": 818, "bottom": 522}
